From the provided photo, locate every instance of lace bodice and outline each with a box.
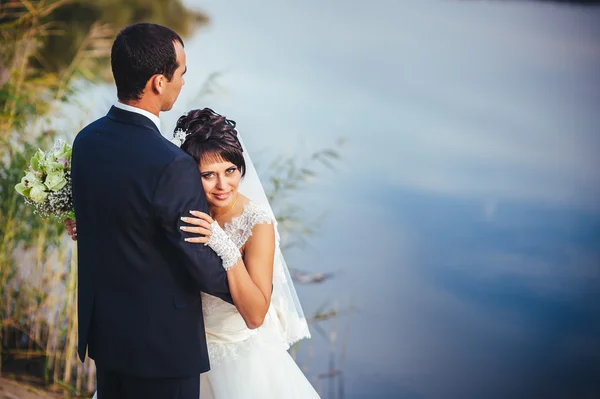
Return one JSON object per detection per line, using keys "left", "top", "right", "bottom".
{"left": 223, "top": 201, "right": 273, "bottom": 250}
{"left": 201, "top": 201, "right": 273, "bottom": 317}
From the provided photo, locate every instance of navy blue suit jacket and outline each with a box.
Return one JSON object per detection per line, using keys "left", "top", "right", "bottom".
{"left": 71, "top": 106, "right": 233, "bottom": 378}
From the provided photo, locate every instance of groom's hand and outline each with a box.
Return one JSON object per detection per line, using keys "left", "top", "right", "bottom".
{"left": 64, "top": 219, "right": 77, "bottom": 241}
{"left": 180, "top": 211, "right": 214, "bottom": 244}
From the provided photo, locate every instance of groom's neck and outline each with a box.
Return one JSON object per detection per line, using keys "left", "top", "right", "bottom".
{"left": 118, "top": 98, "right": 161, "bottom": 118}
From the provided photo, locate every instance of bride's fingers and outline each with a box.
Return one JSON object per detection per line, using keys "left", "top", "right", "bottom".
{"left": 66, "top": 227, "right": 76, "bottom": 238}
{"left": 189, "top": 210, "right": 214, "bottom": 223}
{"left": 184, "top": 236, "right": 209, "bottom": 244}
{"left": 68, "top": 228, "right": 77, "bottom": 241}
{"left": 180, "top": 225, "right": 211, "bottom": 236}
{"left": 181, "top": 216, "right": 211, "bottom": 229}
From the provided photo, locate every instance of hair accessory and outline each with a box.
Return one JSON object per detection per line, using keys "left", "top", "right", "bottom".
{"left": 171, "top": 128, "right": 188, "bottom": 147}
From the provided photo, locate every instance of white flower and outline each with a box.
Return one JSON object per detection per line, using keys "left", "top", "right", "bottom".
{"left": 29, "top": 182, "right": 48, "bottom": 203}
{"left": 30, "top": 150, "right": 46, "bottom": 172}
{"left": 24, "top": 170, "right": 41, "bottom": 185}
{"left": 45, "top": 169, "right": 67, "bottom": 191}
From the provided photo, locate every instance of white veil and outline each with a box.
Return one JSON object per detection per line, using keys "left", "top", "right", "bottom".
{"left": 237, "top": 134, "right": 311, "bottom": 348}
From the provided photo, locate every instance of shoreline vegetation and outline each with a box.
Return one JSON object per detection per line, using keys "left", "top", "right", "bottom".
{"left": 0, "top": 0, "right": 208, "bottom": 396}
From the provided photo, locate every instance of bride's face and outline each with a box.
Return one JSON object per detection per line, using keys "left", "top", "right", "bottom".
{"left": 198, "top": 158, "right": 242, "bottom": 209}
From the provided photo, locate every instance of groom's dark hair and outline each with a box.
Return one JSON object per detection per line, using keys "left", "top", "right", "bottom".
{"left": 111, "top": 23, "right": 184, "bottom": 101}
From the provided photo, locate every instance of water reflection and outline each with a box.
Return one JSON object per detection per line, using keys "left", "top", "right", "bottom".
{"left": 167, "top": 0, "right": 600, "bottom": 397}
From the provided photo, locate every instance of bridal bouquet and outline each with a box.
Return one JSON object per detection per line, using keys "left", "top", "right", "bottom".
{"left": 14, "top": 139, "right": 75, "bottom": 222}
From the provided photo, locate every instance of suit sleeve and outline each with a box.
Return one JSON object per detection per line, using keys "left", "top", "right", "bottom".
{"left": 153, "top": 153, "right": 234, "bottom": 304}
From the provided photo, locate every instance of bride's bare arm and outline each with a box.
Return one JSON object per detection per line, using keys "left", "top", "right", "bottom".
{"left": 225, "top": 223, "right": 275, "bottom": 329}
{"left": 182, "top": 211, "right": 275, "bottom": 329}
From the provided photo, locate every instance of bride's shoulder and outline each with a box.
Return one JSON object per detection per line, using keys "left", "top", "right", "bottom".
{"left": 226, "top": 195, "right": 273, "bottom": 230}
{"left": 241, "top": 200, "right": 274, "bottom": 227}
{"left": 225, "top": 197, "right": 274, "bottom": 248}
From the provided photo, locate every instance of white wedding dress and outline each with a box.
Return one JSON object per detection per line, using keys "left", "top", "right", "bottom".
{"left": 198, "top": 201, "right": 320, "bottom": 399}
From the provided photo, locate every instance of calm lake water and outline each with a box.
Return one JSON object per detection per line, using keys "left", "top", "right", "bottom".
{"left": 77, "top": 1, "right": 600, "bottom": 397}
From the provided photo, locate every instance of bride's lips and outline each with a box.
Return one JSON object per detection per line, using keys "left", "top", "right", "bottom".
{"left": 212, "top": 192, "right": 231, "bottom": 201}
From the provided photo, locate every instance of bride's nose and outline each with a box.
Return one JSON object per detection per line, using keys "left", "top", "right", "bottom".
{"left": 215, "top": 175, "right": 227, "bottom": 190}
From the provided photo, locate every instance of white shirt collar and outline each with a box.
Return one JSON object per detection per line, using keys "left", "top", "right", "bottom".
{"left": 113, "top": 102, "right": 161, "bottom": 133}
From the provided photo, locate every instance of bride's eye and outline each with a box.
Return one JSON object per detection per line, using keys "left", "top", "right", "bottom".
{"left": 201, "top": 172, "right": 215, "bottom": 179}
{"left": 226, "top": 167, "right": 237, "bottom": 174}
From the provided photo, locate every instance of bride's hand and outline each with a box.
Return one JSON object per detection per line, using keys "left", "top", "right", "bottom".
{"left": 64, "top": 219, "right": 77, "bottom": 241}
{"left": 180, "top": 211, "right": 214, "bottom": 244}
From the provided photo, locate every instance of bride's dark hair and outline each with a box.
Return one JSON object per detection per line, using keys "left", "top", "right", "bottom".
{"left": 175, "top": 108, "right": 246, "bottom": 177}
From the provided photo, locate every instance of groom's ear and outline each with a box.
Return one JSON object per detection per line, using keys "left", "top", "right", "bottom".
{"left": 150, "top": 74, "right": 165, "bottom": 95}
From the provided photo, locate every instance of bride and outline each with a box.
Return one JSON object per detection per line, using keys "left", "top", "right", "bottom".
{"left": 175, "top": 108, "right": 319, "bottom": 398}
{"left": 74, "top": 108, "right": 320, "bottom": 398}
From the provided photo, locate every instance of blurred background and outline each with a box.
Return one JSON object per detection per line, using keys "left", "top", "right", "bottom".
{"left": 1, "top": 1, "right": 599, "bottom": 398}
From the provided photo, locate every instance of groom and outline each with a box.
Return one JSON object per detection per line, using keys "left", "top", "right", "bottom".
{"left": 70, "top": 23, "right": 232, "bottom": 399}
